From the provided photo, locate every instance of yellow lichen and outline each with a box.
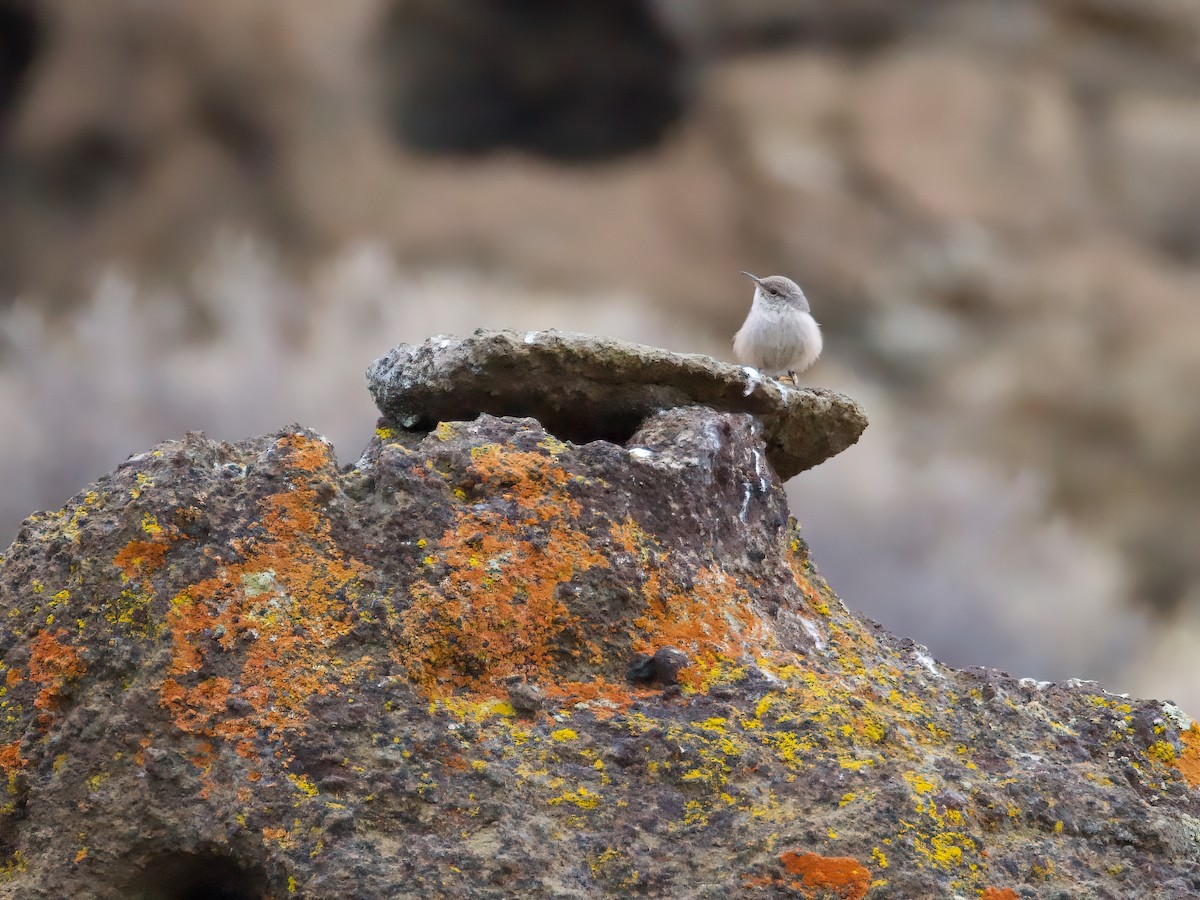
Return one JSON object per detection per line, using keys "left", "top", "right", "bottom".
{"left": 903, "top": 771, "right": 936, "bottom": 794}
{"left": 288, "top": 773, "right": 318, "bottom": 798}
{"left": 1146, "top": 740, "right": 1175, "bottom": 763}
{"left": 548, "top": 786, "right": 600, "bottom": 809}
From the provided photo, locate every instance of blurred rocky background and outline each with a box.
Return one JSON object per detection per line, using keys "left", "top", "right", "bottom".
{"left": 0, "top": 0, "right": 1197, "bottom": 710}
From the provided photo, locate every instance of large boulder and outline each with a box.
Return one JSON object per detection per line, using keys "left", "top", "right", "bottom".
{"left": 0, "top": 336, "right": 1195, "bottom": 898}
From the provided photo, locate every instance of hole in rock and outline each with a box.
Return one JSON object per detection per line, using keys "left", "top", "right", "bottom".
{"left": 512, "top": 406, "right": 650, "bottom": 448}
{"left": 0, "top": 0, "right": 43, "bottom": 134}
{"left": 408, "top": 405, "right": 651, "bottom": 450}
{"left": 378, "top": 0, "right": 687, "bottom": 161}
{"left": 123, "top": 851, "right": 269, "bottom": 900}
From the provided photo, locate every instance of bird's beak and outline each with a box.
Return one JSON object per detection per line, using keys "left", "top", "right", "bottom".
{"left": 740, "top": 271, "right": 762, "bottom": 283}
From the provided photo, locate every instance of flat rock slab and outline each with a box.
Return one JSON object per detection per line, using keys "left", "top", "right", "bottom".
{"left": 367, "top": 329, "right": 867, "bottom": 479}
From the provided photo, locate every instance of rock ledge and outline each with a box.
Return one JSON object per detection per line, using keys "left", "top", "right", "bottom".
{"left": 367, "top": 329, "right": 867, "bottom": 479}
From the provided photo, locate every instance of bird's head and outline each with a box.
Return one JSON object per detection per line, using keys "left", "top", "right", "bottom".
{"left": 741, "top": 271, "right": 810, "bottom": 312}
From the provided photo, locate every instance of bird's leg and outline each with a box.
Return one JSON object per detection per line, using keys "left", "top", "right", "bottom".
{"left": 785, "top": 371, "right": 797, "bottom": 384}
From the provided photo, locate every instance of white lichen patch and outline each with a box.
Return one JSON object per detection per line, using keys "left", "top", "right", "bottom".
{"left": 241, "top": 570, "right": 280, "bottom": 597}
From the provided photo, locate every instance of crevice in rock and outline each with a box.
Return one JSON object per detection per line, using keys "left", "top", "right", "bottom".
{"left": 122, "top": 851, "right": 268, "bottom": 900}
{"left": 389, "top": 405, "right": 651, "bottom": 449}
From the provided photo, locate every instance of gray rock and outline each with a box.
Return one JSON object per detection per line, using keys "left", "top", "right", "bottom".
{"left": 651, "top": 647, "right": 691, "bottom": 684}
{"left": 366, "top": 329, "right": 867, "bottom": 480}
{"left": 505, "top": 679, "right": 547, "bottom": 719}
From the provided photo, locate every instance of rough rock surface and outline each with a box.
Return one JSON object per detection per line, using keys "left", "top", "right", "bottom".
{"left": 0, "top": 343, "right": 1196, "bottom": 898}
{"left": 367, "top": 329, "right": 867, "bottom": 481}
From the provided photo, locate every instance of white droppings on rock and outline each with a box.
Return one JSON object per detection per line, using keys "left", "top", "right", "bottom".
{"left": 741, "top": 366, "right": 763, "bottom": 397}
{"left": 752, "top": 448, "right": 768, "bottom": 494}
{"left": 739, "top": 484, "right": 753, "bottom": 522}
{"left": 751, "top": 666, "right": 783, "bottom": 689}
{"left": 913, "top": 650, "right": 941, "bottom": 678}
{"left": 628, "top": 447, "right": 655, "bottom": 459}
{"left": 799, "top": 616, "right": 825, "bottom": 650}
{"left": 524, "top": 331, "right": 540, "bottom": 344}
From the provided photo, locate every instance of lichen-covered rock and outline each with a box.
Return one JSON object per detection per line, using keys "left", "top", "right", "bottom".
{"left": 367, "top": 329, "right": 867, "bottom": 481}
{"left": 0, "top": 352, "right": 1197, "bottom": 898}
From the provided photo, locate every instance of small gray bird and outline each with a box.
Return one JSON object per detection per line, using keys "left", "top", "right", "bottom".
{"left": 733, "top": 271, "right": 823, "bottom": 381}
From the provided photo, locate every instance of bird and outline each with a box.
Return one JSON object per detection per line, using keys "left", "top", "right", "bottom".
{"left": 733, "top": 271, "right": 823, "bottom": 382}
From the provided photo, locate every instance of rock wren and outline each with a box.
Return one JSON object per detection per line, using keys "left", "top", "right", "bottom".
{"left": 733, "top": 271, "right": 823, "bottom": 381}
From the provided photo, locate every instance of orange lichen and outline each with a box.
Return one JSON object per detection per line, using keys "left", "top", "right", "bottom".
{"left": 0, "top": 741, "right": 24, "bottom": 775}
{"left": 631, "top": 563, "right": 774, "bottom": 690}
{"left": 789, "top": 562, "right": 828, "bottom": 607}
{"left": 981, "top": 889, "right": 1019, "bottom": 900}
{"left": 544, "top": 677, "right": 648, "bottom": 709}
{"left": 280, "top": 433, "right": 335, "bottom": 474}
{"left": 1178, "top": 724, "right": 1200, "bottom": 789}
{"left": 399, "top": 444, "right": 785, "bottom": 708}
{"left": 742, "top": 874, "right": 778, "bottom": 889}
{"left": 399, "top": 444, "right": 608, "bottom": 698}
{"left": 611, "top": 519, "right": 647, "bottom": 557}
{"left": 779, "top": 851, "right": 871, "bottom": 900}
{"left": 27, "top": 630, "right": 86, "bottom": 712}
{"left": 112, "top": 539, "right": 170, "bottom": 579}
{"left": 159, "top": 434, "right": 373, "bottom": 748}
